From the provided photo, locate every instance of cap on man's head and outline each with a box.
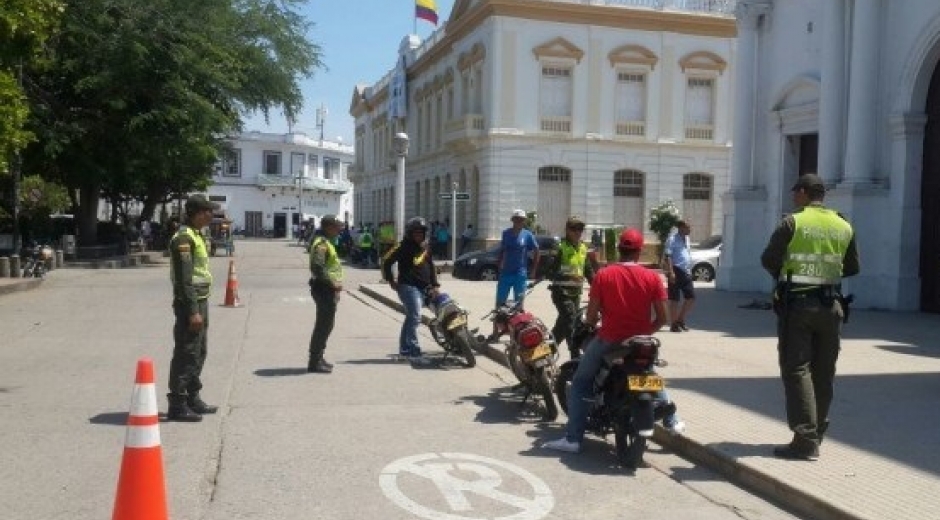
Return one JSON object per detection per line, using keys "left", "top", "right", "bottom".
{"left": 320, "top": 214, "right": 340, "bottom": 227}
{"left": 184, "top": 194, "right": 220, "bottom": 214}
{"left": 618, "top": 228, "right": 644, "bottom": 251}
{"left": 566, "top": 215, "right": 585, "bottom": 229}
{"left": 510, "top": 209, "right": 527, "bottom": 220}
{"left": 791, "top": 174, "right": 826, "bottom": 193}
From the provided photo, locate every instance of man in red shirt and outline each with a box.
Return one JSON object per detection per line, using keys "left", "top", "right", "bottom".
{"left": 544, "top": 228, "right": 681, "bottom": 453}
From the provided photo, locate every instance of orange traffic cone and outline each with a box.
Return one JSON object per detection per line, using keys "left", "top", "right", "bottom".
{"left": 222, "top": 259, "right": 241, "bottom": 307}
{"left": 112, "top": 358, "right": 168, "bottom": 520}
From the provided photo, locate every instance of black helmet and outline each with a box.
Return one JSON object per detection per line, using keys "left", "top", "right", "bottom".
{"left": 405, "top": 217, "right": 428, "bottom": 234}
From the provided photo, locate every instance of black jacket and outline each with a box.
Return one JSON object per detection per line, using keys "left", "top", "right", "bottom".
{"left": 381, "top": 238, "right": 439, "bottom": 290}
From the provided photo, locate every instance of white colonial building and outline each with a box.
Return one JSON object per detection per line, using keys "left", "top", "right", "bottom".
{"left": 349, "top": 0, "right": 737, "bottom": 246}
{"left": 207, "top": 131, "right": 354, "bottom": 237}
{"left": 719, "top": 0, "right": 940, "bottom": 312}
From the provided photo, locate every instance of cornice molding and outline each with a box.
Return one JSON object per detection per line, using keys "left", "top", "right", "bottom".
{"left": 608, "top": 44, "right": 659, "bottom": 69}
{"left": 533, "top": 36, "right": 585, "bottom": 64}
{"left": 679, "top": 50, "right": 728, "bottom": 74}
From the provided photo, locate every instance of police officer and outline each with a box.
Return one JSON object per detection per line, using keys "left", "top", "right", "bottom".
{"left": 358, "top": 225, "right": 375, "bottom": 268}
{"left": 761, "top": 174, "right": 860, "bottom": 460}
{"left": 548, "top": 216, "right": 594, "bottom": 358}
{"left": 167, "top": 195, "right": 220, "bottom": 422}
{"left": 308, "top": 215, "right": 344, "bottom": 373}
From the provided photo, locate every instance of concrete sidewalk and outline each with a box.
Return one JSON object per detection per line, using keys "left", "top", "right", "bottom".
{"left": 359, "top": 278, "right": 940, "bottom": 520}
{"left": 0, "top": 252, "right": 169, "bottom": 296}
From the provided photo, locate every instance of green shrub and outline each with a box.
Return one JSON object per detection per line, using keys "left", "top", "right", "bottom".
{"left": 649, "top": 200, "right": 681, "bottom": 244}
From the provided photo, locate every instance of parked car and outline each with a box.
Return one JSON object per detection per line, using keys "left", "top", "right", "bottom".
{"left": 452, "top": 235, "right": 559, "bottom": 281}
{"left": 689, "top": 234, "right": 722, "bottom": 282}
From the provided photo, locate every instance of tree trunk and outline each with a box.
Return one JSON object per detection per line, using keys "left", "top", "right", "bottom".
{"left": 77, "top": 184, "right": 100, "bottom": 246}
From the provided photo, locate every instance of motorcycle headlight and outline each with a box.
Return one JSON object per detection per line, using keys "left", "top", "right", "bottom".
{"left": 468, "top": 258, "right": 478, "bottom": 265}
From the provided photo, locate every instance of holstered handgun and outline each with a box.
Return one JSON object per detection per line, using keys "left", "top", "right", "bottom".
{"left": 838, "top": 293, "right": 855, "bottom": 324}
{"left": 773, "top": 271, "right": 793, "bottom": 317}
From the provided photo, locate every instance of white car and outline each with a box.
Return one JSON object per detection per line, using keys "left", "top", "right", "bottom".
{"left": 689, "top": 235, "right": 722, "bottom": 282}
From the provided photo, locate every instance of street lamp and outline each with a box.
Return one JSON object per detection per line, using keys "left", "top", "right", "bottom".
{"left": 392, "top": 132, "right": 409, "bottom": 241}
{"left": 296, "top": 171, "right": 304, "bottom": 241}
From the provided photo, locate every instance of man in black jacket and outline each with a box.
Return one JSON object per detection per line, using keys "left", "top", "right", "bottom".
{"left": 382, "top": 217, "right": 439, "bottom": 360}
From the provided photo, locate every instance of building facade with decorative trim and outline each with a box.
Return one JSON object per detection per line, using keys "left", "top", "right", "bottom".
{"left": 349, "top": 0, "right": 737, "bottom": 247}
{"left": 719, "top": 0, "right": 940, "bottom": 312}
{"left": 207, "top": 132, "right": 354, "bottom": 238}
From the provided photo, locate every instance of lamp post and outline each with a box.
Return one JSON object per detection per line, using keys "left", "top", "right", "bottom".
{"left": 296, "top": 171, "right": 304, "bottom": 241}
{"left": 392, "top": 132, "right": 410, "bottom": 241}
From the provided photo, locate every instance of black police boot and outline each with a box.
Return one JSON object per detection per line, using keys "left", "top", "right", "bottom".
{"left": 308, "top": 359, "right": 333, "bottom": 374}
{"left": 773, "top": 435, "right": 819, "bottom": 460}
{"left": 166, "top": 394, "right": 202, "bottom": 422}
{"left": 187, "top": 393, "right": 218, "bottom": 415}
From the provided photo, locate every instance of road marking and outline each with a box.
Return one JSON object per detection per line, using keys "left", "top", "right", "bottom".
{"left": 280, "top": 296, "right": 310, "bottom": 304}
{"left": 380, "top": 452, "right": 554, "bottom": 520}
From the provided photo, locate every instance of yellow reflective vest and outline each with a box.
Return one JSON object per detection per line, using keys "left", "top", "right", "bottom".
{"left": 170, "top": 225, "right": 213, "bottom": 303}
{"left": 782, "top": 206, "right": 853, "bottom": 285}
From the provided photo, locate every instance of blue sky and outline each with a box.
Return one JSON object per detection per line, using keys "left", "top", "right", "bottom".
{"left": 243, "top": 0, "right": 457, "bottom": 144}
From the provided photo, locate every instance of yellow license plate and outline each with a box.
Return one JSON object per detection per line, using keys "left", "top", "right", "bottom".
{"left": 446, "top": 315, "right": 467, "bottom": 329}
{"left": 627, "top": 375, "right": 664, "bottom": 391}
{"left": 521, "top": 343, "right": 552, "bottom": 362}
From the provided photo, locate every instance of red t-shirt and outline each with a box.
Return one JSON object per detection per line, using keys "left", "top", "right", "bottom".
{"left": 588, "top": 262, "right": 667, "bottom": 342}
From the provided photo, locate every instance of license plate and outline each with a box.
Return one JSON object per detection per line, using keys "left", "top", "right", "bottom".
{"left": 446, "top": 314, "right": 467, "bottom": 329}
{"left": 521, "top": 343, "right": 552, "bottom": 362}
{"left": 627, "top": 375, "right": 664, "bottom": 391}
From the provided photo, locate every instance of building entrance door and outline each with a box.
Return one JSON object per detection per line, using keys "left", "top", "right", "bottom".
{"left": 273, "top": 213, "right": 287, "bottom": 238}
{"left": 921, "top": 63, "right": 940, "bottom": 312}
{"left": 245, "top": 211, "right": 263, "bottom": 237}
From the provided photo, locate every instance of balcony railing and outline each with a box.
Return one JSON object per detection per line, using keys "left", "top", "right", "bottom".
{"left": 616, "top": 121, "right": 646, "bottom": 137}
{"left": 540, "top": 117, "right": 572, "bottom": 133}
{"left": 445, "top": 114, "right": 486, "bottom": 142}
{"left": 684, "top": 124, "right": 715, "bottom": 141}
{"left": 541, "top": 0, "right": 736, "bottom": 15}
{"left": 256, "top": 173, "right": 352, "bottom": 193}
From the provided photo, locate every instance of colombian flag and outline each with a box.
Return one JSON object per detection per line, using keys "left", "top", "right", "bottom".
{"left": 416, "top": 0, "right": 438, "bottom": 25}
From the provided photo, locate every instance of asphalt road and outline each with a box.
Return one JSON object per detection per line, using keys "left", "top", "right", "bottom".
{"left": 0, "top": 240, "right": 802, "bottom": 520}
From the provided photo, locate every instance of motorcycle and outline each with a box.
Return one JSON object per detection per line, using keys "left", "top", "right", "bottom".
{"left": 425, "top": 289, "right": 477, "bottom": 368}
{"left": 554, "top": 308, "right": 675, "bottom": 468}
{"left": 22, "top": 243, "right": 53, "bottom": 279}
{"left": 479, "top": 280, "right": 560, "bottom": 421}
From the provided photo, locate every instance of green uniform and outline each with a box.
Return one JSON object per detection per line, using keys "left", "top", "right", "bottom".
{"left": 168, "top": 226, "right": 213, "bottom": 397}
{"left": 761, "top": 203, "right": 860, "bottom": 450}
{"left": 548, "top": 239, "right": 594, "bottom": 356}
{"left": 308, "top": 235, "right": 343, "bottom": 366}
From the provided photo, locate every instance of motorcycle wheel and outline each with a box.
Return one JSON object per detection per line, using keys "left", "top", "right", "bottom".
{"left": 451, "top": 329, "right": 477, "bottom": 368}
{"left": 537, "top": 369, "right": 558, "bottom": 422}
{"left": 554, "top": 363, "right": 577, "bottom": 417}
{"left": 614, "top": 415, "right": 646, "bottom": 469}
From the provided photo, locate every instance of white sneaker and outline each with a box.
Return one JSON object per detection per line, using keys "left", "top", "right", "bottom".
{"left": 664, "top": 420, "right": 686, "bottom": 434}
{"left": 542, "top": 437, "right": 581, "bottom": 453}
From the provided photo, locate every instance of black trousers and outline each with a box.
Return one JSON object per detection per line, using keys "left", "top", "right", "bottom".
{"left": 550, "top": 289, "right": 581, "bottom": 357}
{"left": 309, "top": 287, "right": 338, "bottom": 363}
{"left": 169, "top": 299, "right": 209, "bottom": 396}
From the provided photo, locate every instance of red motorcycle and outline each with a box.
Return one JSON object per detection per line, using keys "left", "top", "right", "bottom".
{"left": 479, "top": 281, "right": 560, "bottom": 420}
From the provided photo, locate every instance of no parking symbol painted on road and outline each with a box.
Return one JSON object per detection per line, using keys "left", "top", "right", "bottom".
{"left": 380, "top": 452, "right": 554, "bottom": 520}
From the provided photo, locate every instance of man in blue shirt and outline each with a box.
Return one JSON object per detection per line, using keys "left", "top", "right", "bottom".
{"left": 486, "top": 209, "right": 539, "bottom": 342}
{"left": 663, "top": 220, "right": 695, "bottom": 332}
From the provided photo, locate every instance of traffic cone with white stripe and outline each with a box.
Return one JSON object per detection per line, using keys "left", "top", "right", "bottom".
{"left": 112, "top": 358, "right": 168, "bottom": 520}
{"left": 221, "top": 259, "right": 241, "bottom": 307}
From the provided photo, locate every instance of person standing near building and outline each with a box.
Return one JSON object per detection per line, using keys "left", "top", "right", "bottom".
{"left": 761, "top": 174, "right": 859, "bottom": 460}
{"left": 548, "top": 216, "right": 595, "bottom": 358}
{"left": 663, "top": 221, "right": 695, "bottom": 332}
{"left": 382, "top": 217, "right": 439, "bottom": 360}
{"left": 307, "top": 215, "right": 344, "bottom": 374}
{"left": 487, "top": 209, "right": 540, "bottom": 342}
{"left": 358, "top": 225, "right": 376, "bottom": 268}
{"left": 459, "top": 224, "right": 475, "bottom": 256}
{"left": 167, "top": 195, "right": 220, "bottom": 422}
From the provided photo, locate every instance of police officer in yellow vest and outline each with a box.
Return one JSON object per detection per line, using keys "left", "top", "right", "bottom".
{"left": 167, "top": 195, "right": 220, "bottom": 422}
{"left": 358, "top": 226, "right": 376, "bottom": 268}
{"left": 761, "top": 174, "right": 860, "bottom": 460}
{"left": 308, "top": 215, "right": 344, "bottom": 373}
{"left": 548, "top": 216, "right": 595, "bottom": 359}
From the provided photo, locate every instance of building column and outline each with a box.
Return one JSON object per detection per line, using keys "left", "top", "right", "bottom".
{"left": 729, "top": 1, "right": 764, "bottom": 188}
{"left": 843, "top": 0, "right": 882, "bottom": 184}
{"left": 818, "top": 0, "right": 846, "bottom": 184}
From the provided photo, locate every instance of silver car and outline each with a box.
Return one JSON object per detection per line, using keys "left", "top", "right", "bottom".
{"left": 689, "top": 235, "right": 722, "bottom": 282}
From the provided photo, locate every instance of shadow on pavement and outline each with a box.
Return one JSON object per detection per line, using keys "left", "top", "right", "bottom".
{"left": 458, "top": 387, "right": 554, "bottom": 425}
{"left": 89, "top": 412, "right": 128, "bottom": 426}
{"left": 254, "top": 367, "right": 308, "bottom": 377}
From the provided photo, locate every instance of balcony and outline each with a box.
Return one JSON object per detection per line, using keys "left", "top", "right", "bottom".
{"left": 540, "top": 117, "right": 572, "bottom": 134}
{"left": 256, "top": 173, "right": 352, "bottom": 194}
{"left": 444, "top": 114, "right": 486, "bottom": 153}
{"left": 616, "top": 121, "right": 646, "bottom": 138}
{"left": 684, "top": 124, "right": 715, "bottom": 141}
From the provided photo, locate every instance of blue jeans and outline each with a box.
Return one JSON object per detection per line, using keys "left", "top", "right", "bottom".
{"left": 496, "top": 272, "right": 528, "bottom": 307}
{"left": 565, "top": 336, "right": 680, "bottom": 443}
{"left": 397, "top": 284, "right": 424, "bottom": 356}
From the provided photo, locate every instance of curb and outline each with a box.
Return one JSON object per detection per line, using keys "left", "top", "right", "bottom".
{"left": 358, "top": 282, "right": 862, "bottom": 520}
{"left": 0, "top": 278, "right": 43, "bottom": 296}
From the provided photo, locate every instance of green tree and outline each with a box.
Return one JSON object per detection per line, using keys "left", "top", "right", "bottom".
{"left": 23, "top": 0, "right": 321, "bottom": 244}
